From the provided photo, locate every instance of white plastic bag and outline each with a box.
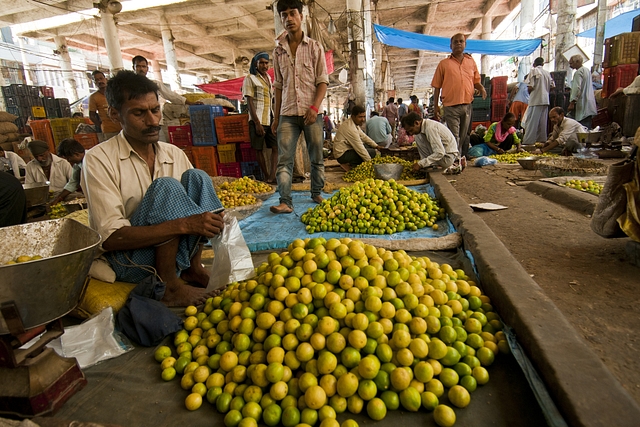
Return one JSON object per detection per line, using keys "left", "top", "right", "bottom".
{"left": 46, "top": 307, "right": 132, "bottom": 368}
{"left": 207, "top": 214, "right": 254, "bottom": 291}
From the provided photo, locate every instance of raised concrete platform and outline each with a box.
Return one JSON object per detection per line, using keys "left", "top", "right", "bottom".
{"left": 429, "top": 172, "right": 640, "bottom": 427}
{"left": 525, "top": 181, "right": 598, "bottom": 216}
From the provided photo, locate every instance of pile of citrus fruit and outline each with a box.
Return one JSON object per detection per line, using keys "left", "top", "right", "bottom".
{"left": 219, "top": 190, "right": 259, "bottom": 209}
{"left": 343, "top": 156, "right": 422, "bottom": 182}
{"left": 300, "top": 179, "right": 444, "bottom": 235}
{"left": 563, "top": 179, "right": 603, "bottom": 195}
{"left": 154, "top": 238, "right": 508, "bottom": 427}
{"left": 488, "top": 152, "right": 558, "bottom": 164}
{"left": 220, "top": 176, "right": 273, "bottom": 194}
{"left": 4, "top": 255, "right": 43, "bottom": 265}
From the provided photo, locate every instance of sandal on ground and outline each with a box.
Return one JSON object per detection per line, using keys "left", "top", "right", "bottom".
{"left": 270, "top": 204, "right": 293, "bottom": 214}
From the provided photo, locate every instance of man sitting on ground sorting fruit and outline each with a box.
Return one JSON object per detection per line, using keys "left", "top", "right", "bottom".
{"left": 82, "top": 70, "right": 225, "bottom": 307}
{"left": 534, "top": 106, "right": 586, "bottom": 156}
{"left": 332, "top": 105, "right": 380, "bottom": 171}
{"left": 401, "top": 112, "right": 463, "bottom": 174}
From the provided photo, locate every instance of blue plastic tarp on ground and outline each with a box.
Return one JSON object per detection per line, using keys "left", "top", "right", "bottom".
{"left": 238, "top": 184, "right": 455, "bottom": 252}
{"left": 373, "top": 24, "right": 542, "bottom": 56}
{"left": 576, "top": 8, "right": 640, "bottom": 39}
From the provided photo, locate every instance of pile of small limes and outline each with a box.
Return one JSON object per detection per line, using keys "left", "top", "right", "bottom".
{"left": 219, "top": 190, "right": 259, "bottom": 209}
{"left": 300, "top": 179, "right": 443, "bottom": 235}
{"left": 563, "top": 179, "right": 603, "bottom": 195}
{"left": 343, "top": 156, "right": 422, "bottom": 182}
{"left": 221, "top": 177, "right": 273, "bottom": 194}
{"left": 488, "top": 152, "right": 558, "bottom": 164}
{"left": 4, "top": 255, "right": 43, "bottom": 265}
{"left": 48, "top": 203, "right": 68, "bottom": 219}
{"left": 154, "top": 237, "right": 508, "bottom": 427}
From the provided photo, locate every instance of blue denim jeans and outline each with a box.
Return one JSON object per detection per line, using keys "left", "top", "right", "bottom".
{"left": 276, "top": 115, "right": 325, "bottom": 207}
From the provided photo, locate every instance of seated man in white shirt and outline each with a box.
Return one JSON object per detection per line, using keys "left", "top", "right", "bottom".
{"left": 83, "top": 70, "right": 225, "bottom": 307}
{"left": 25, "top": 140, "right": 73, "bottom": 196}
{"left": 401, "top": 112, "right": 463, "bottom": 173}
{"left": 0, "top": 146, "right": 27, "bottom": 178}
{"left": 535, "top": 107, "right": 586, "bottom": 156}
{"left": 332, "top": 105, "right": 379, "bottom": 171}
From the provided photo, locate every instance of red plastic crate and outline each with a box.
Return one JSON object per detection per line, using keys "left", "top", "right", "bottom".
{"left": 491, "top": 99, "right": 508, "bottom": 122}
{"left": 602, "top": 68, "right": 613, "bottom": 98}
{"left": 239, "top": 143, "right": 258, "bottom": 162}
{"left": 218, "top": 162, "right": 242, "bottom": 178}
{"left": 168, "top": 125, "right": 193, "bottom": 147}
{"left": 214, "top": 114, "right": 250, "bottom": 144}
{"left": 490, "top": 76, "right": 508, "bottom": 99}
{"left": 29, "top": 119, "right": 55, "bottom": 153}
{"left": 39, "top": 86, "right": 54, "bottom": 98}
{"left": 73, "top": 133, "right": 99, "bottom": 150}
{"left": 217, "top": 143, "right": 237, "bottom": 164}
{"left": 605, "top": 64, "right": 639, "bottom": 98}
{"left": 603, "top": 37, "right": 613, "bottom": 68}
{"left": 181, "top": 147, "right": 195, "bottom": 165}
{"left": 191, "top": 146, "right": 218, "bottom": 177}
{"left": 592, "top": 108, "right": 612, "bottom": 128}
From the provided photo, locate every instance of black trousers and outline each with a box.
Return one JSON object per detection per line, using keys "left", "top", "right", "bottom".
{"left": 0, "top": 171, "right": 27, "bottom": 227}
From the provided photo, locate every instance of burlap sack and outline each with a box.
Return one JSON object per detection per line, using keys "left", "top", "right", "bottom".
{"left": 0, "top": 141, "right": 13, "bottom": 151}
{"left": 0, "top": 134, "right": 7, "bottom": 143}
{"left": 5, "top": 133, "right": 20, "bottom": 142}
{"left": 0, "top": 111, "right": 17, "bottom": 122}
{"left": 0, "top": 122, "right": 18, "bottom": 134}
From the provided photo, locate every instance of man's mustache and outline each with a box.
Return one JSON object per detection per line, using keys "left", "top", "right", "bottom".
{"left": 142, "top": 126, "right": 162, "bottom": 134}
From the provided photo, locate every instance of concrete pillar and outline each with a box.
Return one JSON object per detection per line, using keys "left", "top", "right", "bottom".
{"left": 520, "top": 0, "right": 534, "bottom": 38}
{"left": 481, "top": 16, "right": 492, "bottom": 75}
{"left": 149, "top": 59, "right": 163, "bottom": 82}
{"left": 100, "top": 10, "right": 124, "bottom": 71}
{"left": 555, "top": 0, "right": 577, "bottom": 72}
{"left": 160, "top": 14, "right": 181, "bottom": 91}
{"left": 17, "top": 37, "right": 33, "bottom": 85}
{"left": 593, "top": 0, "right": 607, "bottom": 71}
{"left": 347, "top": 0, "right": 366, "bottom": 107}
{"left": 53, "top": 36, "right": 79, "bottom": 101}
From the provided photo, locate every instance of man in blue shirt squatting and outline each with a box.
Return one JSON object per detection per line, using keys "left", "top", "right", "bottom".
{"left": 83, "top": 71, "right": 225, "bottom": 307}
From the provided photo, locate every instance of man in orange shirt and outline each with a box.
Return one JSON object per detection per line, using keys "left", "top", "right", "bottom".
{"left": 431, "top": 33, "right": 486, "bottom": 158}
{"left": 89, "top": 70, "right": 122, "bottom": 141}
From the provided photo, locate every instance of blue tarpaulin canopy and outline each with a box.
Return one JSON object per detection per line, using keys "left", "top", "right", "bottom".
{"left": 373, "top": 24, "right": 542, "bottom": 56}
{"left": 576, "top": 8, "right": 640, "bottom": 39}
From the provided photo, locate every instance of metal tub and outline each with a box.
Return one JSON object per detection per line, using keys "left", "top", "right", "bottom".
{"left": 23, "top": 182, "right": 49, "bottom": 207}
{"left": 0, "top": 219, "right": 101, "bottom": 335}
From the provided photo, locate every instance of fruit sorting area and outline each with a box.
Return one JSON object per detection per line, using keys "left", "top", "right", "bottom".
{"left": 48, "top": 173, "right": 640, "bottom": 427}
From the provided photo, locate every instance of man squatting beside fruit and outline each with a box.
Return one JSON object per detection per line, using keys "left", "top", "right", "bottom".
{"left": 82, "top": 71, "right": 225, "bottom": 307}
{"left": 402, "top": 112, "right": 464, "bottom": 174}
{"left": 332, "top": 105, "right": 380, "bottom": 172}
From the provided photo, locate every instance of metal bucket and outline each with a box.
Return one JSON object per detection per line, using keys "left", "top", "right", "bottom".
{"left": 0, "top": 219, "right": 101, "bottom": 335}
{"left": 23, "top": 182, "right": 49, "bottom": 207}
{"left": 374, "top": 163, "right": 404, "bottom": 181}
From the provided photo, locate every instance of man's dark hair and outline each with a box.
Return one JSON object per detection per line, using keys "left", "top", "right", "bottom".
{"left": 401, "top": 112, "right": 422, "bottom": 128}
{"left": 72, "top": 112, "right": 84, "bottom": 118}
{"left": 371, "top": 111, "right": 379, "bottom": 116}
{"left": 397, "top": 98, "right": 403, "bottom": 104}
{"left": 106, "top": 70, "right": 159, "bottom": 112}
{"left": 92, "top": 70, "right": 105, "bottom": 79}
{"left": 502, "top": 112, "right": 516, "bottom": 122}
{"left": 132, "top": 55, "right": 148, "bottom": 66}
{"left": 351, "top": 105, "right": 366, "bottom": 116}
{"left": 57, "top": 138, "right": 85, "bottom": 158}
{"left": 550, "top": 106, "right": 565, "bottom": 116}
{"left": 277, "top": 0, "right": 303, "bottom": 14}
{"left": 388, "top": 97, "right": 395, "bottom": 103}
{"left": 533, "top": 57, "right": 544, "bottom": 67}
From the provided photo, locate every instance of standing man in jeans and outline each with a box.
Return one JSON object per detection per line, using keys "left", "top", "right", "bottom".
{"left": 242, "top": 52, "right": 277, "bottom": 183}
{"left": 270, "top": 0, "right": 328, "bottom": 214}
{"left": 431, "top": 33, "right": 486, "bottom": 158}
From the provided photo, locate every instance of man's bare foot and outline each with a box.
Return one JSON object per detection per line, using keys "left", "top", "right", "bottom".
{"left": 161, "top": 279, "right": 210, "bottom": 307}
{"left": 181, "top": 263, "right": 210, "bottom": 288}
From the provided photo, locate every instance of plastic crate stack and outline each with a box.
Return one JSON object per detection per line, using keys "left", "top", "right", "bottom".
{"left": 490, "top": 76, "right": 508, "bottom": 122}
{"left": 602, "top": 32, "right": 640, "bottom": 98}
{"left": 2, "top": 85, "right": 43, "bottom": 130}
{"left": 188, "top": 105, "right": 225, "bottom": 177}
{"left": 472, "top": 75, "right": 492, "bottom": 124}
{"left": 214, "top": 114, "right": 252, "bottom": 179}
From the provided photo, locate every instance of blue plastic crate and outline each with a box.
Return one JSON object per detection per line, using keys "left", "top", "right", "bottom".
{"left": 189, "top": 105, "right": 224, "bottom": 146}
{"left": 241, "top": 161, "right": 264, "bottom": 181}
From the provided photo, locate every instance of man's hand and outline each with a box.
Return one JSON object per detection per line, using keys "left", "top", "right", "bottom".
{"left": 433, "top": 106, "right": 441, "bottom": 121}
{"left": 271, "top": 118, "right": 279, "bottom": 135}
{"left": 479, "top": 86, "right": 487, "bottom": 100}
{"left": 256, "top": 124, "right": 266, "bottom": 137}
{"left": 412, "top": 162, "right": 421, "bottom": 172}
{"left": 304, "top": 108, "right": 318, "bottom": 126}
{"left": 49, "top": 197, "right": 63, "bottom": 206}
{"left": 183, "top": 212, "right": 224, "bottom": 238}
{"left": 533, "top": 148, "right": 543, "bottom": 155}
{"left": 567, "top": 101, "right": 576, "bottom": 112}
{"left": 496, "top": 148, "right": 505, "bottom": 154}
